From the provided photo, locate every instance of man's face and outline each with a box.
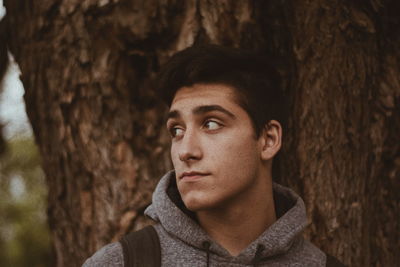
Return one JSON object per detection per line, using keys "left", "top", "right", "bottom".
{"left": 167, "top": 83, "right": 266, "bottom": 211}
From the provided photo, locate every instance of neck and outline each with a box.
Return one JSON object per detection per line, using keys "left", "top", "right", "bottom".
{"left": 196, "top": 173, "right": 276, "bottom": 256}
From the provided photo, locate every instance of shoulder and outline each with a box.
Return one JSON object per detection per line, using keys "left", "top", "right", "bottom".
{"left": 82, "top": 242, "right": 124, "bottom": 267}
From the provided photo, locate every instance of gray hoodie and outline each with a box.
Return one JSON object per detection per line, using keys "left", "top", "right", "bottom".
{"left": 83, "top": 171, "right": 326, "bottom": 266}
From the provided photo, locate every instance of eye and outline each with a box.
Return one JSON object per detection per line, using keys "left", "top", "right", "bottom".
{"left": 204, "top": 120, "right": 222, "bottom": 130}
{"left": 169, "top": 126, "right": 185, "bottom": 138}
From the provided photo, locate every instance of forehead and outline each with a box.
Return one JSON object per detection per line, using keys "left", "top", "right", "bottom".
{"left": 170, "top": 83, "right": 240, "bottom": 110}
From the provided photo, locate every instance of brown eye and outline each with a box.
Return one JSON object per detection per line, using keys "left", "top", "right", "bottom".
{"left": 170, "top": 127, "right": 184, "bottom": 138}
{"left": 204, "top": 120, "right": 221, "bottom": 130}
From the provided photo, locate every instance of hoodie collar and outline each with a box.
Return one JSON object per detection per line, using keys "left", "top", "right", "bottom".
{"left": 145, "top": 171, "right": 309, "bottom": 263}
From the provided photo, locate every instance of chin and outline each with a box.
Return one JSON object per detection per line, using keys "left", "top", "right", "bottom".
{"left": 182, "top": 195, "right": 215, "bottom": 212}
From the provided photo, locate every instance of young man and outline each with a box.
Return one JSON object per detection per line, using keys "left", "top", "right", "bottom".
{"left": 83, "top": 45, "right": 344, "bottom": 266}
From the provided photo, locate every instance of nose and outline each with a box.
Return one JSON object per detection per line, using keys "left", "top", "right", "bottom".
{"left": 178, "top": 128, "right": 202, "bottom": 163}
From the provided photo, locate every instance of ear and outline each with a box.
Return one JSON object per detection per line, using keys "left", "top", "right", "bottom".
{"left": 259, "top": 120, "right": 282, "bottom": 161}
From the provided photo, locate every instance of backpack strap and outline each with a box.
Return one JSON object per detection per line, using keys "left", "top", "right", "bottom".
{"left": 120, "top": 225, "right": 161, "bottom": 267}
{"left": 326, "top": 253, "right": 346, "bottom": 267}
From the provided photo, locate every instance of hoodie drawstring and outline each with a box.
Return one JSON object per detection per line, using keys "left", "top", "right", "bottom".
{"left": 202, "top": 241, "right": 211, "bottom": 267}
{"left": 252, "top": 244, "right": 265, "bottom": 267}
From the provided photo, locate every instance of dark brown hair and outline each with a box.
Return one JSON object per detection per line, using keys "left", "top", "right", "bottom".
{"left": 157, "top": 44, "right": 287, "bottom": 136}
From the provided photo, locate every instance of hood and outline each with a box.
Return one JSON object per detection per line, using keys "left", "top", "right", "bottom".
{"left": 145, "top": 170, "right": 310, "bottom": 264}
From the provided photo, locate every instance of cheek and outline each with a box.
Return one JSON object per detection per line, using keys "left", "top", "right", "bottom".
{"left": 170, "top": 143, "right": 181, "bottom": 166}
{"left": 211, "top": 135, "right": 260, "bottom": 175}
{"left": 218, "top": 134, "right": 259, "bottom": 159}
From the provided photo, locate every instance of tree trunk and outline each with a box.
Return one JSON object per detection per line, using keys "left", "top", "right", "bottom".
{"left": 2, "top": 0, "right": 399, "bottom": 266}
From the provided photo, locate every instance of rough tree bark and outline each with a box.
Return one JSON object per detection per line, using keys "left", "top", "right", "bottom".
{"left": 1, "top": 0, "right": 399, "bottom": 266}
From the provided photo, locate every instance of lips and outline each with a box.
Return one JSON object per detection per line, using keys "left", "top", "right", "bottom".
{"left": 179, "top": 171, "right": 210, "bottom": 180}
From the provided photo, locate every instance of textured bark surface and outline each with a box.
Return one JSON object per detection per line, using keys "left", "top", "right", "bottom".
{"left": 2, "top": 0, "right": 399, "bottom": 266}
{"left": 279, "top": 2, "right": 400, "bottom": 266}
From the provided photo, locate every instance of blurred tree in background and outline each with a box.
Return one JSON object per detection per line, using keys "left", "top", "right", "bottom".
{"left": 0, "top": 137, "right": 52, "bottom": 267}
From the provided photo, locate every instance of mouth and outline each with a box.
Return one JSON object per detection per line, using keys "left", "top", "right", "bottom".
{"left": 179, "top": 171, "right": 210, "bottom": 181}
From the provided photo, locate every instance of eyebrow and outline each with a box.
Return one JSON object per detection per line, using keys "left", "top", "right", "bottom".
{"left": 167, "top": 105, "right": 236, "bottom": 120}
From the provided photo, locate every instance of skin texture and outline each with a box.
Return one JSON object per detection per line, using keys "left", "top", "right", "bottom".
{"left": 167, "top": 83, "right": 282, "bottom": 255}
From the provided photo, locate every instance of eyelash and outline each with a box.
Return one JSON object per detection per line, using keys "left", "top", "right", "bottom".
{"left": 168, "top": 124, "right": 183, "bottom": 138}
{"left": 203, "top": 119, "right": 222, "bottom": 130}
{"left": 167, "top": 119, "right": 223, "bottom": 138}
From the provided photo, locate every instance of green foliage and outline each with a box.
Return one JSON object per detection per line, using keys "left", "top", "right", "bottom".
{"left": 0, "top": 137, "right": 52, "bottom": 267}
